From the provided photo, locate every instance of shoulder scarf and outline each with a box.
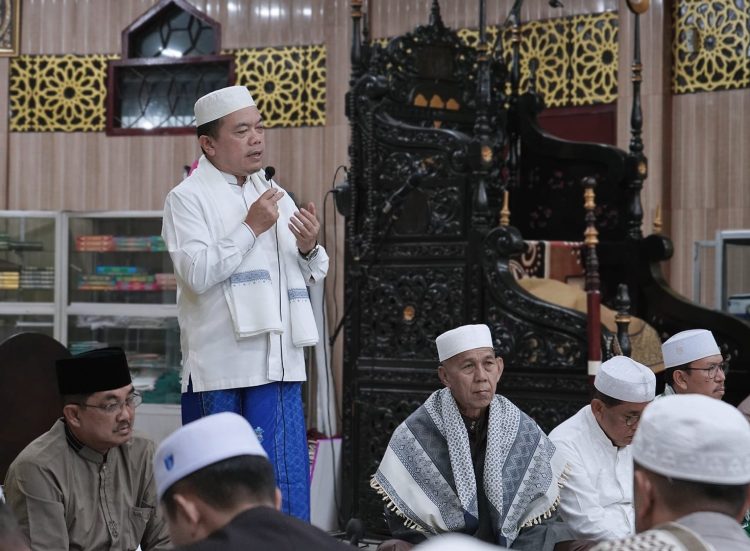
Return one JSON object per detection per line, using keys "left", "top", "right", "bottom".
{"left": 190, "top": 155, "right": 318, "bottom": 346}
{"left": 371, "top": 388, "right": 568, "bottom": 547}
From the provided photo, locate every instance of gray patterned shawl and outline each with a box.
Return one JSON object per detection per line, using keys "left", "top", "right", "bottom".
{"left": 371, "top": 388, "right": 567, "bottom": 547}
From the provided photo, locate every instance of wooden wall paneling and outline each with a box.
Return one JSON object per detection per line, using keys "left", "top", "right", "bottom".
{"left": 671, "top": 86, "right": 750, "bottom": 300}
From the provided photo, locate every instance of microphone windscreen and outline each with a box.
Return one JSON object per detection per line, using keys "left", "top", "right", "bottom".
{"left": 264, "top": 166, "right": 276, "bottom": 181}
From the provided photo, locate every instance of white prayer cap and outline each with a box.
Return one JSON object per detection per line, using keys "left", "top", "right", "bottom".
{"left": 154, "top": 412, "right": 267, "bottom": 499}
{"left": 194, "top": 85, "right": 256, "bottom": 126}
{"left": 416, "top": 533, "right": 504, "bottom": 550}
{"left": 632, "top": 394, "right": 750, "bottom": 484}
{"left": 594, "top": 355, "right": 655, "bottom": 403}
{"left": 662, "top": 329, "right": 721, "bottom": 369}
{"left": 436, "top": 324, "right": 493, "bottom": 362}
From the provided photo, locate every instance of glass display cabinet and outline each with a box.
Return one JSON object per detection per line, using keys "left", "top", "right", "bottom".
{"left": 715, "top": 230, "right": 750, "bottom": 321}
{"left": 0, "top": 211, "right": 60, "bottom": 342}
{"left": 62, "top": 211, "right": 180, "bottom": 403}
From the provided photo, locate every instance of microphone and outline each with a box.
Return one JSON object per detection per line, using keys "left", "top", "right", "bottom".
{"left": 264, "top": 166, "right": 276, "bottom": 182}
{"left": 381, "top": 174, "right": 420, "bottom": 214}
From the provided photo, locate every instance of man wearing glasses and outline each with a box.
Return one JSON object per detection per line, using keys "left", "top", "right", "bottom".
{"left": 549, "top": 356, "right": 656, "bottom": 541}
{"left": 3, "top": 347, "right": 170, "bottom": 550}
{"left": 660, "top": 329, "right": 727, "bottom": 399}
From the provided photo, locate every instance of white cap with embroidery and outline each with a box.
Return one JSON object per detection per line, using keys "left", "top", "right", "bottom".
{"left": 194, "top": 85, "right": 256, "bottom": 126}
{"left": 154, "top": 412, "right": 267, "bottom": 499}
{"left": 661, "top": 329, "right": 721, "bottom": 369}
{"left": 436, "top": 324, "right": 493, "bottom": 362}
{"left": 594, "top": 355, "right": 656, "bottom": 403}
{"left": 632, "top": 394, "right": 750, "bottom": 484}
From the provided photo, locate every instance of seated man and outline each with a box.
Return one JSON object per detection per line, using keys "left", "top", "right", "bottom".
{"left": 3, "top": 347, "right": 170, "bottom": 550}
{"left": 660, "top": 329, "right": 726, "bottom": 399}
{"left": 549, "top": 356, "right": 655, "bottom": 540}
{"left": 590, "top": 394, "right": 750, "bottom": 550}
{"left": 372, "top": 324, "right": 589, "bottom": 551}
{"left": 153, "top": 412, "right": 353, "bottom": 550}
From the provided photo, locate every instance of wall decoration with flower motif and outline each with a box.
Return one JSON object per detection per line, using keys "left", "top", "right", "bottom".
{"left": 9, "top": 44, "right": 327, "bottom": 132}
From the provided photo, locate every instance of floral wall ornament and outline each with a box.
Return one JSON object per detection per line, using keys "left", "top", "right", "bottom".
{"left": 673, "top": 0, "right": 749, "bottom": 94}
{"left": 9, "top": 54, "right": 118, "bottom": 132}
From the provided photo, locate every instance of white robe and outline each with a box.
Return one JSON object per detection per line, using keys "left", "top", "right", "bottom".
{"left": 162, "top": 160, "right": 329, "bottom": 392}
{"left": 548, "top": 405, "right": 635, "bottom": 540}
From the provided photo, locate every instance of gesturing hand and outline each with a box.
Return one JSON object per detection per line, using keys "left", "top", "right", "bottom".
{"left": 289, "top": 202, "right": 320, "bottom": 254}
{"left": 246, "top": 188, "right": 285, "bottom": 236}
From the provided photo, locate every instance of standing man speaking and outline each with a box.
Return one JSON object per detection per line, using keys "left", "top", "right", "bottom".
{"left": 162, "top": 85, "right": 328, "bottom": 521}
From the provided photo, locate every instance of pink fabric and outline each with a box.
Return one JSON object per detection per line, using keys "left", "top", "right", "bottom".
{"left": 188, "top": 159, "right": 199, "bottom": 176}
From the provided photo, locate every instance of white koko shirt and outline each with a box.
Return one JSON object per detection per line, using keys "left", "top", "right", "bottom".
{"left": 549, "top": 405, "right": 635, "bottom": 540}
{"left": 162, "top": 162, "right": 328, "bottom": 392}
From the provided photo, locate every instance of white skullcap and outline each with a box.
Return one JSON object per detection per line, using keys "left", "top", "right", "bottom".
{"left": 662, "top": 329, "right": 721, "bottom": 369}
{"left": 632, "top": 394, "right": 750, "bottom": 484}
{"left": 154, "top": 412, "right": 267, "bottom": 499}
{"left": 436, "top": 324, "right": 493, "bottom": 362}
{"left": 594, "top": 355, "right": 655, "bottom": 403}
{"left": 416, "top": 533, "right": 504, "bottom": 551}
{"left": 194, "top": 85, "right": 256, "bottom": 126}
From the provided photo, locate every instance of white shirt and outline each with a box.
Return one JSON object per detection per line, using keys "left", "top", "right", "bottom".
{"left": 548, "top": 405, "right": 634, "bottom": 540}
{"left": 162, "top": 165, "right": 328, "bottom": 392}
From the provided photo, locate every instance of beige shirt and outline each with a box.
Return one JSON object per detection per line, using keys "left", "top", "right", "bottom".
{"left": 3, "top": 419, "right": 170, "bottom": 551}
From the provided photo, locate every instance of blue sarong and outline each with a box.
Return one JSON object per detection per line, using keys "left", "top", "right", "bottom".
{"left": 182, "top": 378, "right": 310, "bottom": 521}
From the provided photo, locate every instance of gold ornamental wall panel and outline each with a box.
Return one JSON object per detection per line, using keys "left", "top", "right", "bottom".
{"left": 10, "top": 54, "right": 117, "bottom": 132}
{"left": 232, "top": 44, "right": 326, "bottom": 128}
{"left": 570, "top": 12, "right": 619, "bottom": 106}
{"left": 673, "top": 0, "right": 749, "bottom": 94}
{"left": 9, "top": 44, "right": 327, "bottom": 132}
{"left": 451, "top": 11, "right": 617, "bottom": 108}
{"left": 517, "top": 18, "right": 569, "bottom": 107}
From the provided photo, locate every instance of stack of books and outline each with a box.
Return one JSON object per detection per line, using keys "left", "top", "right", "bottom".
{"left": 0, "top": 259, "right": 21, "bottom": 290}
{"left": 20, "top": 266, "right": 55, "bottom": 289}
{"left": 75, "top": 235, "right": 115, "bottom": 252}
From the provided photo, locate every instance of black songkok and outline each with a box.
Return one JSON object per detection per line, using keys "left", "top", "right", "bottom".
{"left": 56, "top": 347, "right": 132, "bottom": 395}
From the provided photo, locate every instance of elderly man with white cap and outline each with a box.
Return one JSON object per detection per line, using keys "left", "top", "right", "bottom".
{"left": 162, "top": 85, "right": 329, "bottom": 521}
{"left": 153, "top": 412, "right": 352, "bottom": 550}
{"left": 589, "top": 394, "right": 750, "bottom": 550}
{"left": 372, "top": 324, "right": 593, "bottom": 551}
{"left": 549, "top": 356, "right": 655, "bottom": 541}
{"left": 660, "top": 329, "right": 727, "bottom": 399}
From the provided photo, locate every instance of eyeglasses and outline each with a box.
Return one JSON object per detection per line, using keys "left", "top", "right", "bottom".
{"left": 623, "top": 414, "right": 641, "bottom": 427}
{"left": 77, "top": 392, "right": 143, "bottom": 415}
{"left": 680, "top": 361, "right": 729, "bottom": 380}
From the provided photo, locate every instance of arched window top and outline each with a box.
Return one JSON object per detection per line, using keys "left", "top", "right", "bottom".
{"left": 107, "top": 0, "right": 232, "bottom": 135}
{"left": 122, "top": 0, "right": 221, "bottom": 59}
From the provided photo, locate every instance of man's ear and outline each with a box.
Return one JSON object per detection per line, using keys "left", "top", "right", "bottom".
{"left": 633, "top": 469, "right": 655, "bottom": 532}
{"left": 437, "top": 365, "right": 449, "bottom": 388}
{"left": 172, "top": 493, "right": 202, "bottom": 527}
{"left": 62, "top": 404, "right": 81, "bottom": 427}
{"left": 737, "top": 484, "right": 750, "bottom": 522}
{"left": 198, "top": 135, "right": 215, "bottom": 156}
{"left": 590, "top": 398, "right": 604, "bottom": 418}
{"left": 672, "top": 369, "right": 689, "bottom": 392}
{"left": 274, "top": 488, "right": 283, "bottom": 511}
{"left": 495, "top": 357, "right": 504, "bottom": 380}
